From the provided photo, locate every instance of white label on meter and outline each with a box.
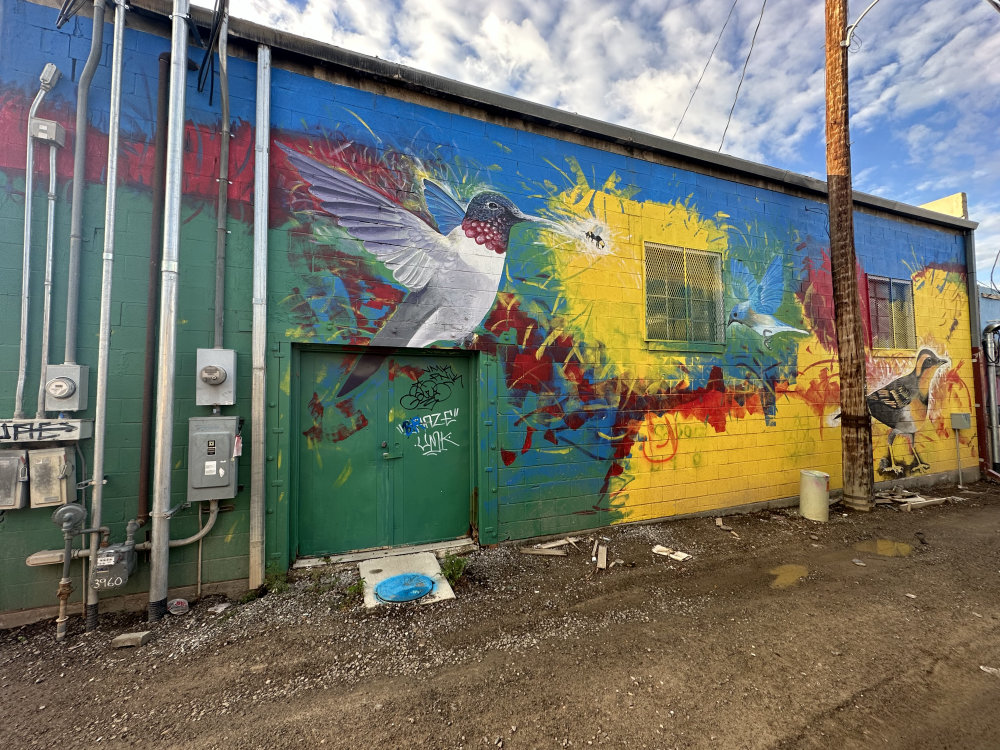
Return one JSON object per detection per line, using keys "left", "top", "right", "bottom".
{"left": 97, "top": 555, "right": 115, "bottom": 567}
{"left": 204, "top": 461, "right": 217, "bottom": 476}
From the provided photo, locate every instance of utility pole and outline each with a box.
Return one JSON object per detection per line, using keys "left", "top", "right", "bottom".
{"left": 826, "top": 0, "right": 874, "bottom": 511}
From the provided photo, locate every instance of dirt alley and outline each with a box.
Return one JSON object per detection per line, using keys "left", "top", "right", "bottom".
{"left": 3, "top": 481, "right": 1000, "bottom": 749}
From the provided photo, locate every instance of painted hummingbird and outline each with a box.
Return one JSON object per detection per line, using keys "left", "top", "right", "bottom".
{"left": 727, "top": 256, "right": 807, "bottom": 349}
{"left": 280, "top": 145, "right": 547, "bottom": 395}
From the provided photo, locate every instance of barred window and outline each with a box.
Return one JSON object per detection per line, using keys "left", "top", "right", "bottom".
{"left": 644, "top": 243, "right": 724, "bottom": 345}
{"left": 868, "top": 275, "right": 916, "bottom": 350}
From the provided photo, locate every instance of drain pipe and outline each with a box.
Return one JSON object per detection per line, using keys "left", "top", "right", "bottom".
{"left": 14, "top": 64, "right": 60, "bottom": 418}
{"left": 64, "top": 0, "right": 107, "bottom": 366}
{"left": 36, "top": 140, "right": 62, "bottom": 418}
{"left": 249, "top": 44, "right": 271, "bottom": 590}
{"left": 85, "top": 0, "right": 128, "bottom": 632}
{"left": 149, "top": 0, "right": 192, "bottom": 622}
{"left": 213, "top": 7, "right": 230, "bottom": 349}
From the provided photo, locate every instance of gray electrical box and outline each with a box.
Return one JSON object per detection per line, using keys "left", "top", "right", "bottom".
{"left": 44, "top": 363, "right": 89, "bottom": 412}
{"left": 188, "top": 416, "right": 240, "bottom": 501}
{"left": 0, "top": 449, "right": 28, "bottom": 510}
{"left": 28, "top": 447, "right": 75, "bottom": 508}
{"left": 30, "top": 118, "right": 66, "bottom": 147}
{"left": 951, "top": 412, "right": 971, "bottom": 430}
{"left": 195, "top": 348, "right": 237, "bottom": 406}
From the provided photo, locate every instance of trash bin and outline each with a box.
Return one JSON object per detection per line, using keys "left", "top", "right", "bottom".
{"left": 800, "top": 470, "right": 830, "bottom": 522}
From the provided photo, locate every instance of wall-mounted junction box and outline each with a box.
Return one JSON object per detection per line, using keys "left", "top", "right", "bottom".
{"left": 0, "top": 449, "right": 29, "bottom": 510}
{"left": 195, "top": 349, "right": 236, "bottom": 406}
{"left": 30, "top": 118, "right": 66, "bottom": 147}
{"left": 951, "top": 412, "right": 971, "bottom": 430}
{"left": 188, "top": 416, "right": 240, "bottom": 501}
{"left": 28, "top": 447, "right": 75, "bottom": 508}
{"left": 43, "top": 364, "right": 89, "bottom": 412}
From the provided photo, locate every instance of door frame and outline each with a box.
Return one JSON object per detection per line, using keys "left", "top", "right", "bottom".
{"left": 274, "top": 344, "right": 499, "bottom": 566}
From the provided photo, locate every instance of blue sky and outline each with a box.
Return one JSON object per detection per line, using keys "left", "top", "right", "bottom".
{"left": 206, "top": 0, "right": 1000, "bottom": 277}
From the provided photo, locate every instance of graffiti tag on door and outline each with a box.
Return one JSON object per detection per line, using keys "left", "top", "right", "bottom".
{"left": 397, "top": 408, "right": 460, "bottom": 437}
{"left": 413, "top": 430, "right": 459, "bottom": 456}
{"left": 399, "top": 365, "right": 463, "bottom": 410}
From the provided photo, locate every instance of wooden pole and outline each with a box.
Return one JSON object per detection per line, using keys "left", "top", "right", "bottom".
{"left": 826, "top": 0, "right": 874, "bottom": 511}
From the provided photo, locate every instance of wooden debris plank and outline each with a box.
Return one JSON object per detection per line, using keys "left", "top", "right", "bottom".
{"left": 520, "top": 547, "right": 568, "bottom": 556}
{"left": 536, "top": 539, "right": 571, "bottom": 549}
{"left": 596, "top": 544, "right": 608, "bottom": 570}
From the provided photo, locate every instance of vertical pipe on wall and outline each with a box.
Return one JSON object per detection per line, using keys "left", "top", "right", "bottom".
{"left": 248, "top": 44, "right": 271, "bottom": 590}
{"left": 14, "top": 72, "right": 55, "bottom": 418}
{"left": 149, "top": 0, "right": 192, "bottom": 621}
{"left": 35, "top": 144, "right": 60, "bottom": 418}
{"left": 64, "top": 0, "right": 107, "bottom": 366}
{"left": 138, "top": 53, "right": 172, "bottom": 526}
{"left": 213, "top": 8, "right": 230, "bottom": 349}
{"left": 86, "top": 0, "right": 127, "bottom": 631}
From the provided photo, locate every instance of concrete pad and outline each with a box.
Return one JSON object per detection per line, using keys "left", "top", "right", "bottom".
{"left": 358, "top": 552, "right": 455, "bottom": 609}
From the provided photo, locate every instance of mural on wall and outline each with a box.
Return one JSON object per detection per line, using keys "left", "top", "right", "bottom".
{"left": 728, "top": 256, "right": 808, "bottom": 349}
{"left": 866, "top": 348, "right": 948, "bottom": 476}
{"left": 266, "top": 90, "right": 977, "bottom": 531}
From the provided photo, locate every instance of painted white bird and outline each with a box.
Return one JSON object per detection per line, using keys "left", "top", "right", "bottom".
{"left": 727, "top": 256, "right": 808, "bottom": 349}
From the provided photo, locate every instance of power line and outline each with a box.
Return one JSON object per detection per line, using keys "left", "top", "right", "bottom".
{"left": 719, "top": 0, "right": 768, "bottom": 152}
{"left": 673, "top": 0, "right": 739, "bottom": 140}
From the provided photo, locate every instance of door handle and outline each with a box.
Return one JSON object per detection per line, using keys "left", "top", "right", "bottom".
{"left": 382, "top": 452, "right": 402, "bottom": 460}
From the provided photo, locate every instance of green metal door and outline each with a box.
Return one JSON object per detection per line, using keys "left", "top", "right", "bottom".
{"left": 297, "top": 349, "right": 472, "bottom": 556}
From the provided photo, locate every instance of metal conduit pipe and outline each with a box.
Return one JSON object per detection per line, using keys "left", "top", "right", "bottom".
{"left": 138, "top": 53, "right": 196, "bottom": 526}
{"left": 86, "top": 0, "right": 128, "bottom": 632}
{"left": 26, "top": 501, "right": 220, "bottom": 566}
{"left": 64, "top": 0, "right": 106, "bottom": 365}
{"left": 149, "top": 0, "right": 192, "bottom": 622}
{"left": 36, "top": 143, "right": 61, "bottom": 418}
{"left": 213, "top": 7, "right": 230, "bottom": 349}
{"left": 249, "top": 44, "right": 271, "bottom": 590}
{"left": 15, "top": 66, "right": 59, "bottom": 418}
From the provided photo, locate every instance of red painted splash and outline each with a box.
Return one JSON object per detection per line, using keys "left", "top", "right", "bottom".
{"left": 308, "top": 392, "right": 324, "bottom": 420}
{"left": 796, "top": 367, "right": 840, "bottom": 431}
{"left": 796, "top": 250, "right": 870, "bottom": 349}
{"left": 501, "top": 449, "right": 517, "bottom": 467}
{"left": 0, "top": 92, "right": 256, "bottom": 216}
{"left": 508, "top": 352, "right": 553, "bottom": 392}
{"left": 521, "top": 426, "right": 535, "bottom": 454}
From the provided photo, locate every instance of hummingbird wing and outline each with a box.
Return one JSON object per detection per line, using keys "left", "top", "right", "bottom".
{"left": 281, "top": 145, "right": 442, "bottom": 293}
{"left": 754, "top": 256, "right": 786, "bottom": 315}
{"left": 423, "top": 180, "right": 467, "bottom": 234}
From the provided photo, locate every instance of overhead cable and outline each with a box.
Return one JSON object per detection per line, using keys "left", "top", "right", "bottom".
{"left": 673, "top": 0, "right": 739, "bottom": 140}
{"left": 719, "top": 0, "right": 768, "bottom": 152}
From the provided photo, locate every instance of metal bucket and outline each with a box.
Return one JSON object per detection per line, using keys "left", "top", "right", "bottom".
{"left": 800, "top": 470, "right": 830, "bottom": 522}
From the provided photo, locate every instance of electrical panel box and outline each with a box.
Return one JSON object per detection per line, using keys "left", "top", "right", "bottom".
{"left": 44, "top": 363, "right": 89, "bottom": 412}
{"left": 28, "top": 447, "right": 75, "bottom": 508}
{"left": 90, "top": 542, "right": 136, "bottom": 591}
{"left": 951, "top": 412, "right": 971, "bottom": 430}
{"left": 188, "top": 416, "right": 240, "bottom": 501}
{"left": 195, "top": 348, "right": 237, "bottom": 406}
{"left": 0, "top": 449, "right": 28, "bottom": 510}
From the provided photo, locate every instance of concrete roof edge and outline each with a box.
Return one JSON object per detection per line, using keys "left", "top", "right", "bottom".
{"left": 127, "top": 0, "right": 977, "bottom": 233}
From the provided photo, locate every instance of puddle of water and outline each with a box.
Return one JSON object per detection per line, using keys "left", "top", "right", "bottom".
{"left": 769, "top": 564, "right": 808, "bottom": 589}
{"left": 853, "top": 539, "right": 913, "bottom": 557}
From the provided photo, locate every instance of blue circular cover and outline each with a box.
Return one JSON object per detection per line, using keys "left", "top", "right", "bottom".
{"left": 374, "top": 573, "right": 435, "bottom": 603}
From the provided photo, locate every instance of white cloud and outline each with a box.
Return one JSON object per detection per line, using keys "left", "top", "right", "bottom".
{"left": 209, "top": 0, "right": 1000, "bottom": 272}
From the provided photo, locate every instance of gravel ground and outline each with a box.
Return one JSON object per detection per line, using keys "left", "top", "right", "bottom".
{"left": 3, "top": 481, "right": 1000, "bottom": 749}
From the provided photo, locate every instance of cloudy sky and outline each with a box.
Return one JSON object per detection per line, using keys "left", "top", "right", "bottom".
{"left": 205, "top": 0, "right": 1000, "bottom": 277}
